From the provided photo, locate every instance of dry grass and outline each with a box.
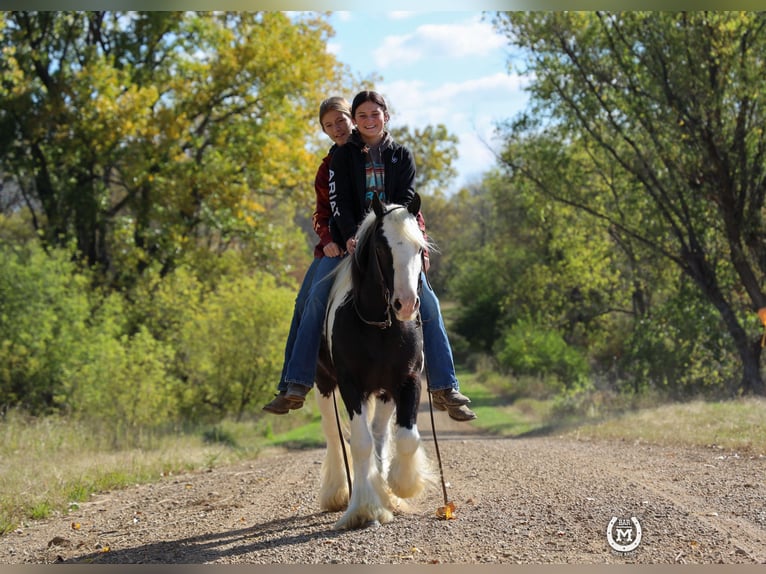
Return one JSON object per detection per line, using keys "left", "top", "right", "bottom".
{"left": 0, "top": 410, "right": 281, "bottom": 535}
{"left": 566, "top": 397, "right": 766, "bottom": 454}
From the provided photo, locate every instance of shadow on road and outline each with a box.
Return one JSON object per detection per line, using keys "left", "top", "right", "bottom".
{"left": 64, "top": 511, "right": 345, "bottom": 564}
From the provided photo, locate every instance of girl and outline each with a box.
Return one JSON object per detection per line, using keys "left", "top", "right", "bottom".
{"left": 265, "top": 91, "right": 475, "bottom": 421}
{"left": 329, "top": 90, "right": 475, "bottom": 421}
{"left": 262, "top": 97, "right": 353, "bottom": 414}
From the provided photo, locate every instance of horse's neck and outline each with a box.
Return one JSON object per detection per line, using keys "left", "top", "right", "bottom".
{"left": 353, "top": 243, "right": 389, "bottom": 318}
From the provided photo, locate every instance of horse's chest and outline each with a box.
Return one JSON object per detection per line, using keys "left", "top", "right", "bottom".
{"left": 329, "top": 301, "right": 422, "bottom": 377}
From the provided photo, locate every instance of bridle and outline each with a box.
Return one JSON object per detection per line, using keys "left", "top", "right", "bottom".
{"left": 352, "top": 205, "right": 420, "bottom": 330}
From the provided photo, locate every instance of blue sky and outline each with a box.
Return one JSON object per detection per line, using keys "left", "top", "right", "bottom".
{"left": 324, "top": 12, "right": 529, "bottom": 193}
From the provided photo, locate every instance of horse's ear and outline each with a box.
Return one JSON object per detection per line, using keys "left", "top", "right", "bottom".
{"left": 372, "top": 192, "right": 384, "bottom": 218}
{"left": 408, "top": 192, "right": 421, "bottom": 216}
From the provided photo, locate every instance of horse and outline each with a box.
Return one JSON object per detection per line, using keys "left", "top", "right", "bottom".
{"left": 314, "top": 192, "right": 434, "bottom": 530}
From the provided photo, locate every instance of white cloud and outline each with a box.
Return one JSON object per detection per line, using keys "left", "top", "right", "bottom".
{"left": 374, "top": 15, "right": 506, "bottom": 69}
{"left": 380, "top": 72, "right": 526, "bottom": 127}
{"left": 377, "top": 71, "right": 526, "bottom": 191}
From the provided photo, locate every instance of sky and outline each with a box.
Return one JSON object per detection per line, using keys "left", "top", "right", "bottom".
{"left": 324, "top": 12, "right": 529, "bottom": 193}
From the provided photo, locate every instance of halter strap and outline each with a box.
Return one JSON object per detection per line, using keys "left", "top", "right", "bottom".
{"left": 352, "top": 205, "right": 409, "bottom": 330}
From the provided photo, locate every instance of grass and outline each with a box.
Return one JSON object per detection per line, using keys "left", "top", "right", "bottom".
{"left": 0, "top": 406, "right": 315, "bottom": 536}
{"left": 567, "top": 397, "right": 766, "bottom": 453}
{"left": 2, "top": 377, "right": 765, "bottom": 537}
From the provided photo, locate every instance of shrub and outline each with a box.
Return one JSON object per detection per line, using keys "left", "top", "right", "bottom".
{"left": 0, "top": 243, "right": 91, "bottom": 413}
{"left": 495, "top": 316, "right": 589, "bottom": 387}
{"left": 175, "top": 272, "right": 293, "bottom": 423}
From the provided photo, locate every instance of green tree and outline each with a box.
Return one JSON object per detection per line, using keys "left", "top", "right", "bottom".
{"left": 389, "top": 124, "right": 459, "bottom": 196}
{"left": 494, "top": 11, "right": 766, "bottom": 395}
{"left": 0, "top": 11, "right": 343, "bottom": 285}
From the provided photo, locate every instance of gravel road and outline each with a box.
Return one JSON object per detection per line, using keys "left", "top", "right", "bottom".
{"left": 1, "top": 403, "right": 764, "bottom": 565}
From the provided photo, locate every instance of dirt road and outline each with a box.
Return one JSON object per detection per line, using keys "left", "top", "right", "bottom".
{"left": 1, "top": 405, "right": 764, "bottom": 564}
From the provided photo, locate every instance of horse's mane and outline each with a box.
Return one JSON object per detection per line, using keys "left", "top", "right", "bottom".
{"left": 327, "top": 202, "right": 433, "bottom": 308}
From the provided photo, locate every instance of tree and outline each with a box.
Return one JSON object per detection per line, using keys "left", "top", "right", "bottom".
{"left": 389, "top": 124, "right": 458, "bottom": 196}
{"left": 0, "top": 11, "right": 343, "bottom": 285}
{"left": 494, "top": 11, "right": 766, "bottom": 395}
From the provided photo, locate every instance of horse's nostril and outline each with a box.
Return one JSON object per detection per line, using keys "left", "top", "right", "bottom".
{"left": 394, "top": 299, "right": 402, "bottom": 311}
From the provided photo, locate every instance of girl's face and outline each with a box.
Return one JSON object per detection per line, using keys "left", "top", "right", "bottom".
{"left": 353, "top": 101, "right": 387, "bottom": 144}
{"left": 321, "top": 110, "right": 353, "bottom": 146}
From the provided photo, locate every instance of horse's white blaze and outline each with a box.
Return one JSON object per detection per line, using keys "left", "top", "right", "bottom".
{"left": 382, "top": 215, "right": 423, "bottom": 322}
{"left": 387, "top": 425, "right": 433, "bottom": 499}
{"left": 334, "top": 401, "right": 394, "bottom": 530}
{"left": 316, "top": 392, "right": 351, "bottom": 512}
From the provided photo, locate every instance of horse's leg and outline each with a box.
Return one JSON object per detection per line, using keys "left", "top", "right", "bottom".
{"left": 334, "top": 399, "right": 394, "bottom": 530}
{"left": 388, "top": 376, "right": 432, "bottom": 499}
{"left": 316, "top": 391, "right": 350, "bottom": 512}
{"left": 370, "top": 394, "right": 394, "bottom": 479}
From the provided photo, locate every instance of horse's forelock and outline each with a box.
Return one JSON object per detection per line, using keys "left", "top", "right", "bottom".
{"left": 378, "top": 204, "right": 431, "bottom": 253}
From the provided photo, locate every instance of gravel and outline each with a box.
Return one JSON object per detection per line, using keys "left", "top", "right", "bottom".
{"left": 1, "top": 407, "right": 765, "bottom": 564}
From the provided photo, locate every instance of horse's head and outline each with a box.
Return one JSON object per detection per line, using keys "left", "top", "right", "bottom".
{"left": 367, "top": 192, "right": 427, "bottom": 323}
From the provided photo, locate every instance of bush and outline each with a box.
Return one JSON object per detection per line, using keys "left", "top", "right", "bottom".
{"left": 618, "top": 285, "right": 739, "bottom": 397}
{"left": 495, "top": 317, "right": 590, "bottom": 387}
{"left": 0, "top": 243, "right": 92, "bottom": 413}
{"left": 175, "top": 272, "right": 293, "bottom": 423}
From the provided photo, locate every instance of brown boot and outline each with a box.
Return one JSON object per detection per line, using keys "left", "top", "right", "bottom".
{"left": 262, "top": 384, "right": 311, "bottom": 415}
{"left": 445, "top": 404, "right": 477, "bottom": 421}
{"left": 430, "top": 388, "right": 476, "bottom": 421}
{"left": 431, "top": 388, "right": 471, "bottom": 409}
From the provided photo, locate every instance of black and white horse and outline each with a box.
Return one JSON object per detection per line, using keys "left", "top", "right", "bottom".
{"left": 315, "top": 192, "right": 433, "bottom": 530}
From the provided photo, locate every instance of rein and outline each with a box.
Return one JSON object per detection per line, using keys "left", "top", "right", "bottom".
{"left": 352, "top": 205, "right": 409, "bottom": 330}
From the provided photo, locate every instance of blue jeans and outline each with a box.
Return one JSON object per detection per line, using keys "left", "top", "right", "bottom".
{"left": 284, "top": 265, "right": 460, "bottom": 394}
{"left": 420, "top": 273, "right": 460, "bottom": 392}
{"left": 277, "top": 257, "right": 323, "bottom": 392}
{"left": 282, "top": 255, "right": 343, "bottom": 389}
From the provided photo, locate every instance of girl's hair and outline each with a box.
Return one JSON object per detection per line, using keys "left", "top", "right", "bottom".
{"left": 319, "top": 96, "right": 351, "bottom": 126}
{"left": 351, "top": 90, "right": 388, "bottom": 119}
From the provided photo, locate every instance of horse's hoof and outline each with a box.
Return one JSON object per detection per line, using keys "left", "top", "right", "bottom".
{"left": 365, "top": 519, "right": 381, "bottom": 529}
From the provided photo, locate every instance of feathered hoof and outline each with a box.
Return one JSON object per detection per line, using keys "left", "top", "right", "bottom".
{"left": 333, "top": 506, "right": 394, "bottom": 530}
{"left": 387, "top": 448, "right": 434, "bottom": 499}
{"left": 319, "top": 487, "right": 350, "bottom": 512}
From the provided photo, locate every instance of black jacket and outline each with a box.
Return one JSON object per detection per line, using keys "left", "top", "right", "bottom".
{"left": 328, "top": 130, "right": 417, "bottom": 245}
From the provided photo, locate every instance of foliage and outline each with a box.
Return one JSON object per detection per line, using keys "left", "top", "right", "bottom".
{"left": 389, "top": 123, "right": 459, "bottom": 196}
{"left": 0, "top": 242, "right": 91, "bottom": 413}
{"left": 175, "top": 273, "right": 293, "bottom": 423}
{"left": 496, "top": 316, "right": 589, "bottom": 386}
{"left": 619, "top": 280, "right": 740, "bottom": 397}
{"left": 493, "top": 11, "right": 766, "bottom": 395}
{"left": 0, "top": 11, "right": 342, "bottom": 287}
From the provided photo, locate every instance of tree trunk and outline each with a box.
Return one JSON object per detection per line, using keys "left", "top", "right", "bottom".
{"left": 683, "top": 244, "right": 765, "bottom": 396}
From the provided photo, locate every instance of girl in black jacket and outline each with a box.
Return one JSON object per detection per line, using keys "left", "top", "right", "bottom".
{"left": 328, "top": 91, "right": 475, "bottom": 421}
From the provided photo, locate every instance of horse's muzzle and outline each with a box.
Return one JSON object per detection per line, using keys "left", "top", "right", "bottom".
{"left": 393, "top": 295, "right": 420, "bottom": 322}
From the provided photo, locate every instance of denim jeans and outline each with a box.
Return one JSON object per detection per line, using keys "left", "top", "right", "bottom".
{"left": 419, "top": 273, "right": 460, "bottom": 392}
{"left": 277, "top": 257, "right": 323, "bottom": 392}
{"left": 283, "top": 264, "right": 460, "bottom": 394}
{"left": 282, "top": 255, "right": 343, "bottom": 389}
